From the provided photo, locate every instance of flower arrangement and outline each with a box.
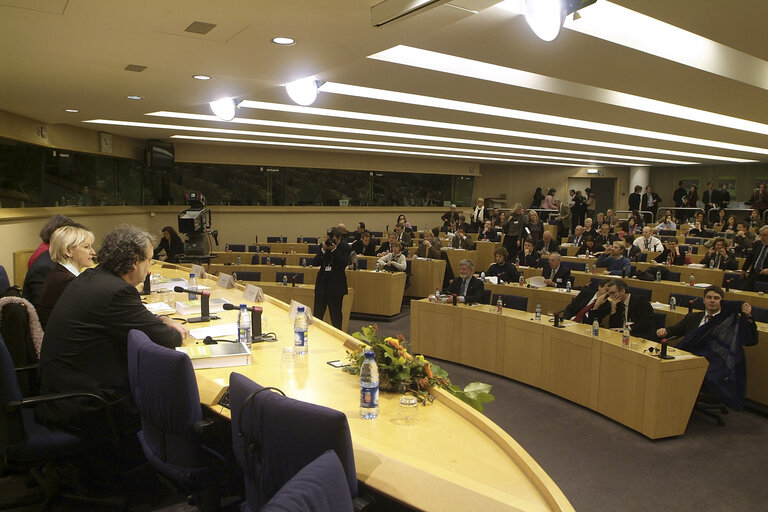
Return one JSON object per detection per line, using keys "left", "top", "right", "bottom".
{"left": 343, "top": 325, "right": 495, "bottom": 413}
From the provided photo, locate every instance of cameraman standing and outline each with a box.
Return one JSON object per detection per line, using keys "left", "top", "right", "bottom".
{"left": 312, "top": 227, "right": 349, "bottom": 329}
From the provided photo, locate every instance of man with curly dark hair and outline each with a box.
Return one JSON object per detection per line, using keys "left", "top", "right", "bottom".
{"left": 38, "top": 225, "right": 187, "bottom": 444}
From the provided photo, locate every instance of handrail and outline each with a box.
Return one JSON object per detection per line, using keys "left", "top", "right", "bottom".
{"left": 663, "top": 207, "right": 704, "bottom": 223}
{"left": 707, "top": 207, "right": 755, "bottom": 224}
{"left": 614, "top": 210, "right": 654, "bottom": 224}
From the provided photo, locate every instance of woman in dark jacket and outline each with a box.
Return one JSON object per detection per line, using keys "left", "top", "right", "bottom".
{"left": 530, "top": 187, "right": 545, "bottom": 209}
{"left": 153, "top": 226, "right": 184, "bottom": 262}
{"left": 502, "top": 203, "right": 526, "bottom": 257}
{"left": 523, "top": 210, "right": 544, "bottom": 244}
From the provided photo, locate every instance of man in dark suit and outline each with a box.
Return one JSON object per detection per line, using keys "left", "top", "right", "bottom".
{"left": 477, "top": 220, "right": 500, "bottom": 242}
{"left": 641, "top": 185, "right": 661, "bottom": 219}
{"left": 654, "top": 238, "right": 687, "bottom": 266}
{"left": 569, "top": 225, "right": 586, "bottom": 246}
{"left": 673, "top": 180, "right": 687, "bottom": 207}
{"left": 38, "top": 226, "right": 187, "bottom": 439}
{"left": 628, "top": 185, "right": 642, "bottom": 212}
{"left": 313, "top": 227, "right": 349, "bottom": 329}
{"left": 741, "top": 225, "right": 768, "bottom": 291}
{"left": 444, "top": 258, "right": 484, "bottom": 304}
{"left": 516, "top": 239, "right": 541, "bottom": 267}
{"left": 541, "top": 253, "right": 571, "bottom": 288}
{"left": 376, "top": 233, "right": 397, "bottom": 256}
{"left": 595, "top": 223, "right": 616, "bottom": 249}
{"left": 393, "top": 222, "right": 412, "bottom": 247}
{"left": 702, "top": 181, "right": 717, "bottom": 215}
{"left": 537, "top": 230, "right": 560, "bottom": 255}
{"left": 657, "top": 285, "right": 756, "bottom": 342}
{"left": 700, "top": 237, "right": 738, "bottom": 270}
{"left": 592, "top": 279, "right": 655, "bottom": 340}
{"left": 486, "top": 247, "right": 519, "bottom": 283}
{"left": 351, "top": 231, "right": 377, "bottom": 257}
{"left": 622, "top": 235, "right": 642, "bottom": 262}
{"left": 562, "top": 278, "right": 611, "bottom": 322}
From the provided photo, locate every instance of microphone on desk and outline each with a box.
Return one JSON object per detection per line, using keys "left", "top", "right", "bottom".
{"left": 173, "top": 286, "right": 218, "bottom": 323}
{"left": 553, "top": 311, "right": 564, "bottom": 328}
{"left": 141, "top": 272, "right": 151, "bottom": 295}
{"left": 725, "top": 278, "right": 734, "bottom": 292}
{"left": 222, "top": 303, "right": 264, "bottom": 341}
{"left": 688, "top": 299, "right": 695, "bottom": 315}
{"left": 659, "top": 338, "right": 675, "bottom": 360}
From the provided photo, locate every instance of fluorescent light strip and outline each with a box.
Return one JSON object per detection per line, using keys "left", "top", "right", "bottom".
{"left": 234, "top": 101, "right": 753, "bottom": 163}
{"left": 320, "top": 82, "right": 768, "bottom": 156}
{"left": 170, "top": 135, "right": 571, "bottom": 165}
{"left": 370, "top": 45, "right": 768, "bottom": 137}
{"left": 84, "top": 116, "right": 632, "bottom": 166}
{"left": 83, "top": 118, "right": 647, "bottom": 166}
{"left": 144, "top": 111, "right": 694, "bottom": 165}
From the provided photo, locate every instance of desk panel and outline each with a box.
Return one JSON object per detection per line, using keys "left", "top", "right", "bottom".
{"left": 442, "top": 249, "right": 477, "bottom": 276}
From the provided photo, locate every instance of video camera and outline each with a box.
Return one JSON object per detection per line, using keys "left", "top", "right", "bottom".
{"left": 178, "top": 192, "right": 218, "bottom": 257}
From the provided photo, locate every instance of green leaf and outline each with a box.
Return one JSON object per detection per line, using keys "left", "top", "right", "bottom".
{"left": 463, "top": 382, "right": 493, "bottom": 400}
{"left": 430, "top": 364, "right": 450, "bottom": 379}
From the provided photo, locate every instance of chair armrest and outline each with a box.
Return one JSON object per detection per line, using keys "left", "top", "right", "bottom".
{"left": 13, "top": 363, "right": 39, "bottom": 374}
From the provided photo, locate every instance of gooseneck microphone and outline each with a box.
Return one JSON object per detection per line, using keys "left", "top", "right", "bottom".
{"left": 222, "top": 303, "right": 264, "bottom": 341}
{"left": 141, "top": 272, "right": 151, "bottom": 295}
{"left": 173, "top": 286, "right": 218, "bottom": 323}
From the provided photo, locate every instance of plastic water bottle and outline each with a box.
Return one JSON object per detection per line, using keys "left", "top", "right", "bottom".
{"left": 535, "top": 302, "right": 542, "bottom": 321}
{"left": 294, "top": 306, "right": 308, "bottom": 354}
{"left": 585, "top": 263, "right": 590, "bottom": 272}
{"left": 709, "top": 259, "right": 714, "bottom": 269}
{"left": 266, "top": 256, "right": 271, "bottom": 266}
{"left": 519, "top": 275, "right": 525, "bottom": 286}
{"left": 591, "top": 264, "right": 597, "bottom": 274}
{"left": 622, "top": 322, "right": 630, "bottom": 347}
{"left": 515, "top": 256, "right": 520, "bottom": 267}
{"left": 225, "top": 243, "right": 230, "bottom": 252}
{"left": 282, "top": 275, "right": 288, "bottom": 287}
{"left": 232, "top": 272, "right": 238, "bottom": 282}
{"left": 566, "top": 280, "right": 571, "bottom": 293}
{"left": 656, "top": 271, "right": 661, "bottom": 282}
{"left": 480, "top": 271, "right": 485, "bottom": 282}
{"left": 689, "top": 273, "right": 695, "bottom": 286}
{"left": 376, "top": 262, "right": 381, "bottom": 272}
{"left": 592, "top": 319, "right": 599, "bottom": 336}
{"left": 236, "top": 255, "right": 241, "bottom": 265}
{"left": 496, "top": 297, "right": 503, "bottom": 314}
{"left": 359, "top": 350, "right": 379, "bottom": 420}
{"left": 238, "top": 304, "right": 251, "bottom": 348}
{"left": 188, "top": 273, "right": 198, "bottom": 300}
{"left": 670, "top": 296, "right": 676, "bottom": 311}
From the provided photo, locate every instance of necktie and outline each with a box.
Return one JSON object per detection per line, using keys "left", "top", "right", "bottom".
{"left": 645, "top": 239, "right": 649, "bottom": 249}
{"left": 755, "top": 244, "right": 767, "bottom": 272}
{"left": 461, "top": 279, "right": 469, "bottom": 296}
{"left": 705, "top": 314, "right": 713, "bottom": 324}
{"left": 550, "top": 268, "right": 556, "bottom": 280}
{"left": 573, "top": 299, "right": 596, "bottom": 322}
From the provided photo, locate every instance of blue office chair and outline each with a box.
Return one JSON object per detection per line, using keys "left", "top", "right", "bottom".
{"left": 126, "top": 330, "right": 224, "bottom": 511}
{"left": 250, "top": 254, "right": 260, "bottom": 264}
{"left": 638, "top": 253, "right": 648, "bottom": 262}
{"left": 480, "top": 289, "right": 491, "bottom": 305}
{"left": 298, "top": 237, "right": 318, "bottom": 244}
{"left": 653, "top": 312, "right": 667, "bottom": 340}
{"left": 261, "top": 451, "right": 353, "bottom": 512}
{"left": 628, "top": 287, "right": 652, "bottom": 301}
{"left": 267, "top": 236, "right": 286, "bottom": 243}
{"left": 228, "top": 244, "right": 246, "bottom": 252}
{"left": 0, "top": 265, "right": 9, "bottom": 292}
{"left": 263, "top": 256, "right": 286, "bottom": 266}
{"left": 229, "top": 373, "right": 357, "bottom": 511}
{"left": 369, "top": 231, "right": 383, "bottom": 238}
{"left": 558, "top": 247, "right": 568, "bottom": 256}
{"left": 723, "top": 272, "right": 746, "bottom": 291}
{"left": 664, "top": 271, "right": 681, "bottom": 282}
{"left": 491, "top": 294, "right": 528, "bottom": 312}
{"left": 247, "top": 245, "right": 259, "bottom": 252}
{"left": 356, "top": 259, "right": 368, "bottom": 270}
{"left": 753, "top": 281, "right": 768, "bottom": 294}
{"left": 307, "top": 244, "right": 322, "bottom": 255}
{"left": 0, "top": 336, "right": 122, "bottom": 509}
{"left": 658, "top": 230, "right": 676, "bottom": 237}
{"left": 234, "top": 271, "right": 261, "bottom": 282}
{"left": 257, "top": 245, "right": 272, "bottom": 253}
{"left": 749, "top": 305, "right": 768, "bottom": 324}
{"left": 276, "top": 272, "right": 304, "bottom": 284}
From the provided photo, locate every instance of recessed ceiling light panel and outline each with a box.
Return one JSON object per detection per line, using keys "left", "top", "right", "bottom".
{"left": 126, "top": 95, "right": 143, "bottom": 100}
{"left": 65, "top": 109, "right": 79, "bottom": 113}
{"left": 272, "top": 37, "right": 295, "bottom": 45}
{"left": 193, "top": 74, "right": 212, "bottom": 80}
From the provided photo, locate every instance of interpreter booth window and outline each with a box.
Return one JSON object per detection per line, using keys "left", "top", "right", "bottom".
{"left": 284, "top": 167, "right": 370, "bottom": 206}
{"left": 42, "top": 150, "right": 142, "bottom": 207}
{"left": 0, "top": 137, "right": 44, "bottom": 207}
{"left": 371, "top": 171, "right": 456, "bottom": 206}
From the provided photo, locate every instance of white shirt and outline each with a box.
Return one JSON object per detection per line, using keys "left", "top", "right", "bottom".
{"left": 698, "top": 310, "right": 720, "bottom": 327}
{"left": 633, "top": 235, "right": 663, "bottom": 252}
{"left": 63, "top": 262, "right": 81, "bottom": 276}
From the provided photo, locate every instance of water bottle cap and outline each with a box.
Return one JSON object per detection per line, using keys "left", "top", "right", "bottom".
{"left": 297, "top": 306, "right": 305, "bottom": 312}
{"left": 189, "top": 273, "right": 195, "bottom": 278}
{"left": 240, "top": 303, "right": 247, "bottom": 309}
{"left": 364, "top": 350, "right": 375, "bottom": 358}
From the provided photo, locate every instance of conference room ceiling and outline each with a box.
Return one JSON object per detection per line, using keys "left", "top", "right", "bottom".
{"left": 2, "top": 0, "right": 768, "bottom": 168}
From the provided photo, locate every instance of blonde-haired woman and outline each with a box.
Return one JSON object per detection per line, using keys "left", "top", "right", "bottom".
{"left": 36, "top": 226, "right": 96, "bottom": 328}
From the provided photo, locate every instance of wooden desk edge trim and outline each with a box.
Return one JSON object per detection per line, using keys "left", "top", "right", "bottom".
{"left": 430, "top": 386, "right": 575, "bottom": 512}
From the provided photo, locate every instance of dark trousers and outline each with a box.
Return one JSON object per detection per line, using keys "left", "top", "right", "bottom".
{"left": 502, "top": 235, "right": 519, "bottom": 260}
{"left": 313, "top": 293, "right": 344, "bottom": 329}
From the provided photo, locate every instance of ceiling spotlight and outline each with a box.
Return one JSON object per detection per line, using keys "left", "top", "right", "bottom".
{"left": 272, "top": 37, "right": 295, "bottom": 45}
{"left": 65, "top": 109, "right": 79, "bottom": 113}
{"left": 209, "top": 97, "right": 239, "bottom": 121}
{"left": 285, "top": 77, "right": 323, "bottom": 106}
{"left": 524, "top": 0, "right": 565, "bottom": 42}
{"left": 193, "top": 74, "right": 212, "bottom": 80}
{"left": 126, "top": 95, "right": 143, "bottom": 100}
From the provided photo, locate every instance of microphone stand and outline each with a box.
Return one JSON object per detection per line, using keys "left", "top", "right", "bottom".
{"left": 174, "top": 286, "right": 219, "bottom": 323}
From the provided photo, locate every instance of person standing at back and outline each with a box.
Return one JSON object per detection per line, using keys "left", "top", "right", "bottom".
{"left": 313, "top": 227, "right": 349, "bottom": 329}
{"left": 628, "top": 185, "right": 643, "bottom": 212}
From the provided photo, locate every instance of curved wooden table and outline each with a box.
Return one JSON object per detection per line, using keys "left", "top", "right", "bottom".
{"left": 152, "top": 263, "right": 574, "bottom": 512}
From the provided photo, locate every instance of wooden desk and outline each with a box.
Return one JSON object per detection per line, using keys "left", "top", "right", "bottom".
{"left": 208, "top": 264, "right": 319, "bottom": 284}
{"left": 475, "top": 241, "right": 501, "bottom": 272}
{"left": 359, "top": 256, "right": 446, "bottom": 298}
{"left": 442, "top": 248, "right": 477, "bottom": 276}
{"left": 255, "top": 282, "right": 354, "bottom": 332}
{"left": 155, "top": 264, "right": 574, "bottom": 512}
{"left": 13, "top": 249, "right": 34, "bottom": 287}
{"left": 411, "top": 300, "right": 707, "bottom": 439}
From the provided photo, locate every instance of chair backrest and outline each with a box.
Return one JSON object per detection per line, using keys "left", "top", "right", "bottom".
{"left": 492, "top": 294, "right": 528, "bottom": 311}
{"left": 250, "top": 254, "right": 261, "bottom": 265}
{"left": 263, "top": 256, "right": 286, "bottom": 266}
{"left": 127, "top": 329, "right": 206, "bottom": 468}
{"left": 369, "top": 231, "right": 383, "bottom": 238}
{"left": 228, "top": 244, "right": 246, "bottom": 252}
{"left": 0, "top": 335, "right": 29, "bottom": 447}
{"left": 236, "top": 271, "right": 261, "bottom": 282}
{"left": 267, "top": 237, "right": 286, "bottom": 243}
{"left": 638, "top": 253, "right": 648, "bottom": 262}
{"left": 628, "top": 287, "right": 652, "bottom": 301}
{"left": 670, "top": 293, "right": 703, "bottom": 310}
{"left": 229, "top": 373, "right": 357, "bottom": 510}
{"left": 247, "top": 245, "right": 259, "bottom": 252}
{"left": 658, "top": 229, "right": 676, "bottom": 236}
{"left": 750, "top": 305, "right": 768, "bottom": 323}
{"left": 664, "top": 271, "right": 681, "bottom": 282}
{"left": 480, "top": 289, "right": 491, "bottom": 305}
{"left": 0, "top": 300, "right": 40, "bottom": 396}
{"left": 754, "top": 281, "right": 768, "bottom": 294}
{"left": 276, "top": 272, "right": 304, "bottom": 284}
{"left": 356, "top": 259, "right": 367, "bottom": 270}
{"left": 258, "top": 245, "right": 272, "bottom": 253}
{"left": 307, "top": 244, "right": 322, "bottom": 255}
{"left": 0, "top": 265, "right": 9, "bottom": 292}
{"left": 298, "top": 237, "right": 318, "bottom": 244}
{"left": 653, "top": 311, "right": 667, "bottom": 335}
{"left": 722, "top": 272, "right": 746, "bottom": 290}
{"left": 261, "top": 451, "right": 354, "bottom": 512}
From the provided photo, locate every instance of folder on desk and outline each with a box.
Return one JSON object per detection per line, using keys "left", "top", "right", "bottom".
{"left": 176, "top": 342, "right": 251, "bottom": 369}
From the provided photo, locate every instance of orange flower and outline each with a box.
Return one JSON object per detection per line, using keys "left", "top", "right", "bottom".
{"left": 425, "top": 363, "right": 434, "bottom": 379}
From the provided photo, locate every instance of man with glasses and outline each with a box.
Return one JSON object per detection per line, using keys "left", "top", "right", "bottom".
{"left": 742, "top": 225, "right": 768, "bottom": 291}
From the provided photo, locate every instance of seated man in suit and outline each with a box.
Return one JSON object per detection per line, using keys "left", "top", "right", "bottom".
{"left": 654, "top": 238, "right": 687, "bottom": 265}
{"left": 592, "top": 279, "right": 655, "bottom": 340}
{"left": 596, "top": 241, "right": 632, "bottom": 276}
{"left": 569, "top": 225, "right": 586, "bottom": 246}
{"left": 450, "top": 226, "right": 473, "bottom": 250}
{"left": 351, "top": 230, "right": 377, "bottom": 257}
{"left": 733, "top": 222, "right": 755, "bottom": 258}
{"left": 562, "top": 278, "right": 611, "bottom": 323}
{"left": 516, "top": 238, "right": 541, "bottom": 267}
{"left": 622, "top": 235, "right": 642, "bottom": 262}
{"left": 393, "top": 222, "right": 412, "bottom": 248}
{"left": 486, "top": 247, "right": 520, "bottom": 284}
{"left": 537, "top": 230, "right": 560, "bottom": 256}
{"left": 700, "top": 237, "right": 738, "bottom": 270}
{"left": 595, "top": 223, "right": 616, "bottom": 249}
{"left": 444, "top": 259, "right": 484, "bottom": 304}
{"left": 477, "top": 220, "right": 499, "bottom": 242}
{"left": 415, "top": 229, "right": 442, "bottom": 259}
{"left": 457, "top": 215, "right": 472, "bottom": 233}
{"left": 376, "top": 233, "right": 397, "bottom": 256}
{"left": 541, "top": 252, "right": 571, "bottom": 288}
{"left": 742, "top": 225, "right": 768, "bottom": 291}
{"left": 657, "top": 285, "right": 756, "bottom": 341}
